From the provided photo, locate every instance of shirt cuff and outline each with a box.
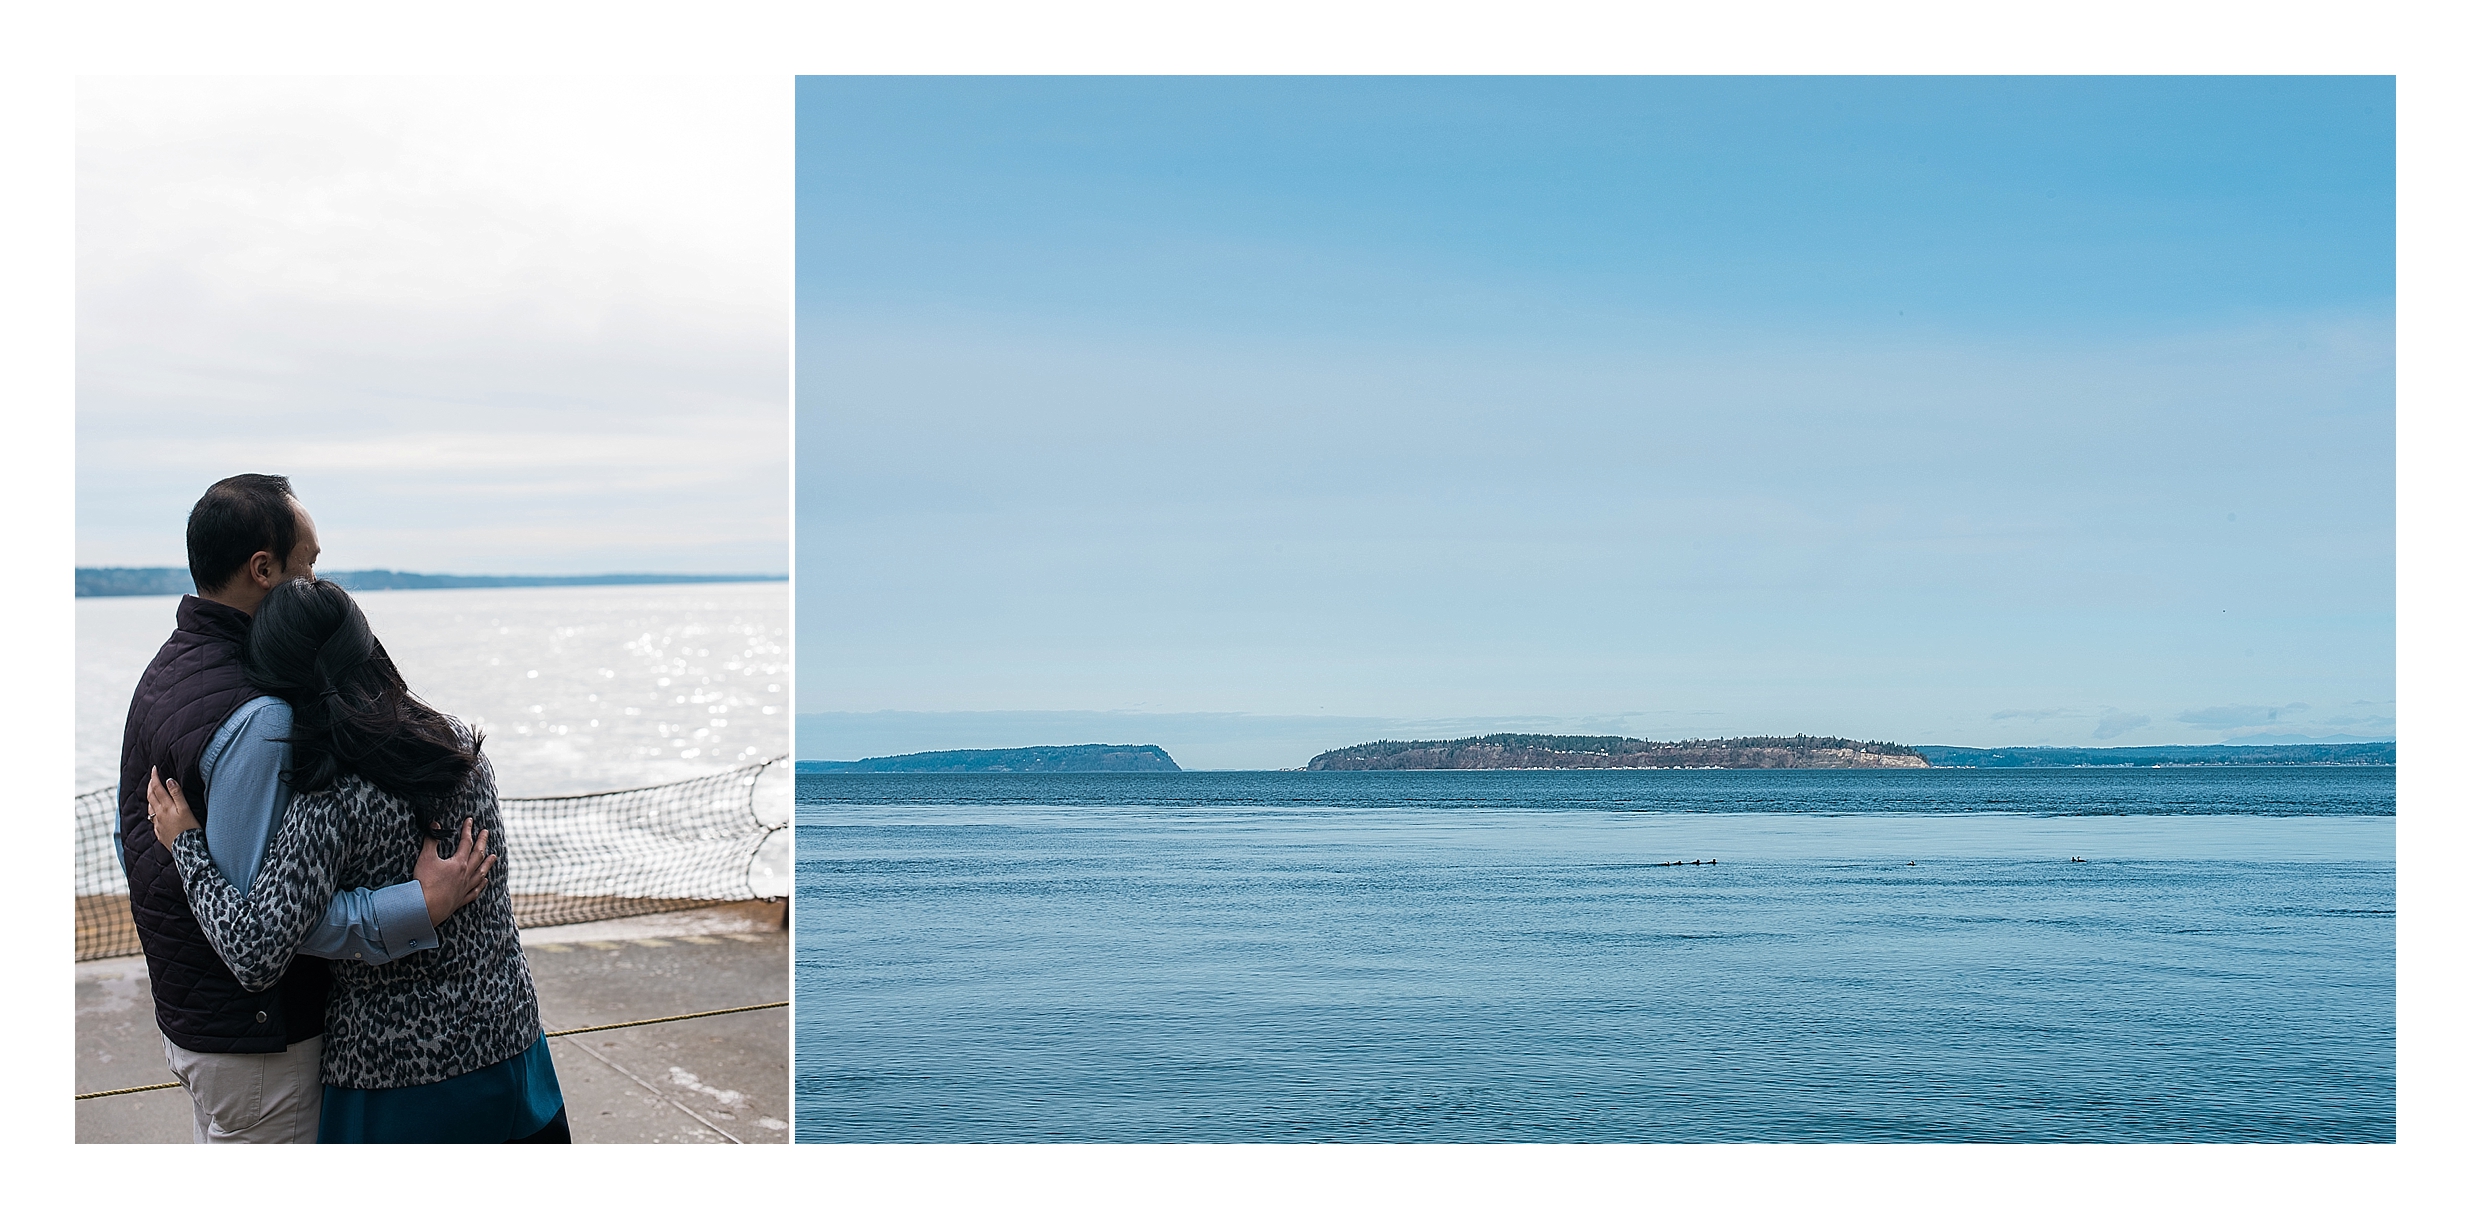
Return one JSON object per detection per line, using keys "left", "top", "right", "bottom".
{"left": 372, "top": 879, "right": 440, "bottom": 954}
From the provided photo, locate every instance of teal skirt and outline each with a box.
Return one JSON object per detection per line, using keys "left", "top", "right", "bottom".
{"left": 319, "top": 1034, "right": 564, "bottom": 1143}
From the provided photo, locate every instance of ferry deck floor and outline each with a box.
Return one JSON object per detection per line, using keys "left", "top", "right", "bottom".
{"left": 74, "top": 900, "right": 789, "bottom": 1144}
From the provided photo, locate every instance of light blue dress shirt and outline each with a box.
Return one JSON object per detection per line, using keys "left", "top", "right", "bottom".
{"left": 199, "top": 696, "right": 439, "bottom": 963}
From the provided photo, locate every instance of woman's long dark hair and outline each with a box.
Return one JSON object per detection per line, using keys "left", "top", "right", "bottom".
{"left": 245, "top": 578, "right": 482, "bottom": 835}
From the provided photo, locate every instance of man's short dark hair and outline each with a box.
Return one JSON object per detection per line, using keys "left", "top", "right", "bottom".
{"left": 187, "top": 474, "right": 300, "bottom": 593}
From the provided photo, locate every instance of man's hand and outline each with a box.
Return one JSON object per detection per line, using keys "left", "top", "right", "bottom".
{"left": 414, "top": 820, "right": 495, "bottom": 930}
{"left": 147, "top": 767, "right": 199, "bottom": 849}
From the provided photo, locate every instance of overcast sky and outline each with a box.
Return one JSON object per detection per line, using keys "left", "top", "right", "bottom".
{"left": 78, "top": 77, "right": 790, "bottom": 575}
{"left": 796, "top": 77, "right": 2392, "bottom": 765}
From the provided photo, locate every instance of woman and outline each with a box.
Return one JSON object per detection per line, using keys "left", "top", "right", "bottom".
{"left": 148, "top": 576, "right": 569, "bottom": 1143}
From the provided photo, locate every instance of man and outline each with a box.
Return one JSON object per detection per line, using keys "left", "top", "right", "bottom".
{"left": 117, "top": 474, "right": 493, "bottom": 1143}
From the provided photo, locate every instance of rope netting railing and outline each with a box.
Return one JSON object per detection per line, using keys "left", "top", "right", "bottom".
{"left": 74, "top": 758, "right": 790, "bottom": 961}
{"left": 74, "top": 788, "right": 130, "bottom": 962}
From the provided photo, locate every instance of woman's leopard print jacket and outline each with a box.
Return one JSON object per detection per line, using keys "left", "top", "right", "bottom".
{"left": 170, "top": 731, "right": 542, "bottom": 1090}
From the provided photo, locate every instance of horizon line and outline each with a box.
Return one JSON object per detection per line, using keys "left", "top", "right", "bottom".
{"left": 76, "top": 567, "right": 787, "bottom": 598}
{"left": 76, "top": 565, "right": 788, "bottom": 577}
{"left": 796, "top": 738, "right": 2397, "bottom": 763}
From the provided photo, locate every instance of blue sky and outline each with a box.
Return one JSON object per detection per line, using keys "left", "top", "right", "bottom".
{"left": 796, "top": 77, "right": 2393, "bottom": 767}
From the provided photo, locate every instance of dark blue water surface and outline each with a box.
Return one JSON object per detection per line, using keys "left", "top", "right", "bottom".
{"left": 795, "top": 768, "right": 2394, "bottom": 1142}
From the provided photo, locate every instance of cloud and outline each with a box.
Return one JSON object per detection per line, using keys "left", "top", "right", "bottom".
{"left": 2178, "top": 703, "right": 2310, "bottom": 729}
{"left": 2319, "top": 714, "right": 2397, "bottom": 730}
{"left": 2224, "top": 732, "right": 2394, "bottom": 745}
{"left": 2092, "top": 711, "right": 2150, "bottom": 740}
{"left": 1984, "top": 706, "right": 2158, "bottom": 740}
{"left": 2319, "top": 701, "right": 2396, "bottom": 732}
{"left": 76, "top": 77, "right": 790, "bottom": 574}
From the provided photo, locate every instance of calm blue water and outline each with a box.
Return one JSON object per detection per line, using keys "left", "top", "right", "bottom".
{"left": 795, "top": 768, "right": 2394, "bottom": 1142}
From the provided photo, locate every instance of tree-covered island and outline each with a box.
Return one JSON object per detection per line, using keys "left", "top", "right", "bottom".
{"left": 1307, "top": 734, "right": 1928, "bottom": 770}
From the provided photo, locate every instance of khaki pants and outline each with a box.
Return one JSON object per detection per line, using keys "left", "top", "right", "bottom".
{"left": 160, "top": 1033, "right": 324, "bottom": 1144}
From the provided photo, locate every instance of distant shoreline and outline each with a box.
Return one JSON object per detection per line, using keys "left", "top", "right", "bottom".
{"left": 795, "top": 737, "right": 2397, "bottom": 772}
{"left": 800, "top": 744, "right": 1180, "bottom": 774}
{"left": 75, "top": 567, "right": 786, "bottom": 597}
{"left": 1308, "top": 734, "right": 2395, "bottom": 771}
{"left": 1311, "top": 733, "right": 1925, "bottom": 771}
{"left": 1913, "top": 742, "right": 2393, "bottom": 767}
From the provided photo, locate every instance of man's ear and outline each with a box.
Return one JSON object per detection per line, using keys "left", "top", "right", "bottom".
{"left": 247, "top": 549, "right": 281, "bottom": 590}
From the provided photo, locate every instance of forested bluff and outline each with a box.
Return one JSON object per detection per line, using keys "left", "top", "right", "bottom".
{"left": 1307, "top": 734, "right": 1927, "bottom": 770}
{"left": 1304, "top": 734, "right": 2396, "bottom": 771}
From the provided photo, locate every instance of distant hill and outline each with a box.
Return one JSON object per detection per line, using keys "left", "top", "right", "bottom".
{"left": 799, "top": 744, "right": 1181, "bottom": 774}
{"left": 76, "top": 567, "right": 786, "bottom": 597}
{"left": 1308, "top": 734, "right": 1927, "bottom": 771}
{"left": 1914, "top": 742, "right": 2394, "bottom": 767}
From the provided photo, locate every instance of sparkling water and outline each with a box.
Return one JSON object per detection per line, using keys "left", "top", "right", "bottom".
{"left": 80, "top": 582, "right": 794, "bottom": 898}
{"left": 79, "top": 582, "right": 790, "bottom": 797}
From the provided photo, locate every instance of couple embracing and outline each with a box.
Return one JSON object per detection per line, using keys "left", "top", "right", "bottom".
{"left": 118, "top": 474, "right": 568, "bottom": 1143}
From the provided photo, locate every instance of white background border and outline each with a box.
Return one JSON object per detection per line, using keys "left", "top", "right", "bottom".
{"left": 4, "top": 3, "right": 2454, "bottom": 1213}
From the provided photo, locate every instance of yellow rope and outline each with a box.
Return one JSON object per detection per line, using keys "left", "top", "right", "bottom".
{"left": 540, "top": 1000, "right": 786, "bottom": 1039}
{"left": 75, "top": 1080, "right": 183, "bottom": 1100}
{"left": 73, "top": 1000, "right": 787, "bottom": 1100}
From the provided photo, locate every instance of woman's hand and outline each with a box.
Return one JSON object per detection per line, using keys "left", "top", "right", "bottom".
{"left": 414, "top": 820, "right": 496, "bottom": 929}
{"left": 147, "top": 766, "right": 199, "bottom": 849}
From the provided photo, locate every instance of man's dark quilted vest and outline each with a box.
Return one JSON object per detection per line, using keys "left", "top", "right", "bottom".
{"left": 118, "top": 595, "right": 329, "bottom": 1054}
